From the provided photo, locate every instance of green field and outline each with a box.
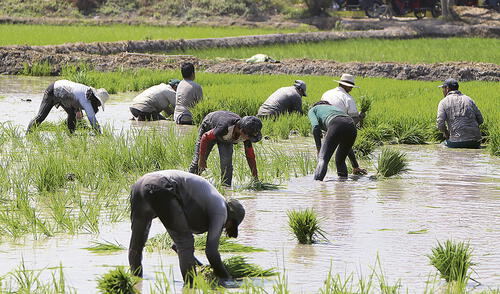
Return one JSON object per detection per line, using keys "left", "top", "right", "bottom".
{"left": 0, "top": 24, "right": 310, "bottom": 46}
{"left": 169, "top": 38, "right": 500, "bottom": 64}
{"left": 61, "top": 68, "right": 500, "bottom": 155}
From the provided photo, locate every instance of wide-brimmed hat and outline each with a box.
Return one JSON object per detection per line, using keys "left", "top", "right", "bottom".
{"left": 238, "top": 116, "right": 262, "bottom": 143}
{"left": 334, "top": 74, "right": 359, "bottom": 88}
{"left": 293, "top": 80, "right": 307, "bottom": 96}
{"left": 91, "top": 88, "right": 109, "bottom": 111}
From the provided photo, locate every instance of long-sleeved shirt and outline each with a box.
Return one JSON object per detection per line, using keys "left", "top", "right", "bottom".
{"left": 198, "top": 111, "right": 258, "bottom": 178}
{"left": 436, "top": 90, "right": 483, "bottom": 142}
{"left": 321, "top": 87, "right": 360, "bottom": 119}
{"left": 131, "top": 83, "right": 176, "bottom": 114}
{"left": 135, "top": 170, "right": 230, "bottom": 278}
{"left": 174, "top": 79, "right": 203, "bottom": 122}
{"left": 257, "top": 86, "right": 302, "bottom": 116}
{"left": 53, "top": 79, "right": 99, "bottom": 131}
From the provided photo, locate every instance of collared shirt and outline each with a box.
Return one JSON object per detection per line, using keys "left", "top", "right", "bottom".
{"left": 257, "top": 86, "right": 302, "bottom": 116}
{"left": 174, "top": 79, "right": 203, "bottom": 122}
{"left": 320, "top": 87, "right": 359, "bottom": 118}
{"left": 53, "top": 80, "right": 98, "bottom": 130}
{"left": 132, "top": 83, "right": 176, "bottom": 114}
{"left": 436, "top": 90, "right": 483, "bottom": 142}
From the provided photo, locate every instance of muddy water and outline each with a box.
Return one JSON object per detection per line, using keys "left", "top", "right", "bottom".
{"left": 0, "top": 76, "right": 499, "bottom": 292}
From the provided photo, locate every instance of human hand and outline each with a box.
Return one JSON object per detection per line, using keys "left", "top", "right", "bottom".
{"left": 359, "top": 112, "right": 366, "bottom": 119}
{"left": 198, "top": 159, "right": 207, "bottom": 173}
{"left": 352, "top": 167, "right": 367, "bottom": 175}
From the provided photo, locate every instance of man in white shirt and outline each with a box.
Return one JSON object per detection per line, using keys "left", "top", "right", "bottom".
{"left": 321, "top": 73, "right": 364, "bottom": 125}
{"left": 174, "top": 62, "right": 203, "bottom": 125}
{"left": 130, "top": 79, "right": 180, "bottom": 121}
{"left": 27, "top": 80, "right": 109, "bottom": 134}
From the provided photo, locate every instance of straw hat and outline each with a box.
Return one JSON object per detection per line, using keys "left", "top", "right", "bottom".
{"left": 91, "top": 88, "right": 109, "bottom": 110}
{"left": 334, "top": 74, "right": 360, "bottom": 88}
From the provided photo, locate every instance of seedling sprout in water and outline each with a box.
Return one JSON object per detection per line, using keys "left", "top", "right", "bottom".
{"left": 287, "top": 208, "right": 327, "bottom": 244}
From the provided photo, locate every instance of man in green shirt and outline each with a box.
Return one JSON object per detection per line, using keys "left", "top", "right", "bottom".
{"left": 308, "top": 101, "right": 366, "bottom": 180}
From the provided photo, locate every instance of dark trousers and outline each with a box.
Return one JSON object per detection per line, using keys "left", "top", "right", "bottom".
{"left": 444, "top": 140, "right": 481, "bottom": 149}
{"left": 128, "top": 181, "right": 196, "bottom": 282}
{"left": 130, "top": 107, "right": 166, "bottom": 121}
{"left": 314, "top": 116, "right": 357, "bottom": 180}
{"left": 188, "top": 122, "right": 234, "bottom": 186}
{"left": 27, "top": 83, "right": 78, "bottom": 133}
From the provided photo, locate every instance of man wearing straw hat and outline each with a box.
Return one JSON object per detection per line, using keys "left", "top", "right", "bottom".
{"left": 128, "top": 170, "right": 245, "bottom": 285}
{"left": 27, "top": 79, "right": 109, "bottom": 134}
{"left": 130, "top": 79, "right": 180, "bottom": 121}
{"left": 321, "top": 73, "right": 364, "bottom": 126}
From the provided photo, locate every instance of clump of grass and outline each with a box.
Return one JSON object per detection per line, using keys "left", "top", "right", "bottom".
{"left": 84, "top": 240, "right": 126, "bottom": 253}
{"left": 353, "top": 132, "right": 377, "bottom": 158}
{"left": 242, "top": 180, "right": 280, "bottom": 191}
{"left": 427, "top": 240, "right": 474, "bottom": 284}
{"left": 20, "top": 61, "right": 52, "bottom": 76}
{"left": 359, "top": 95, "right": 373, "bottom": 113}
{"left": 145, "top": 232, "right": 264, "bottom": 253}
{"left": 96, "top": 267, "right": 140, "bottom": 294}
{"left": 489, "top": 126, "right": 500, "bottom": 156}
{"left": 287, "top": 208, "right": 326, "bottom": 244}
{"left": 393, "top": 122, "right": 428, "bottom": 144}
{"left": 376, "top": 148, "right": 409, "bottom": 178}
{"left": 199, "top": 255, "right": 276, "bottom": 281}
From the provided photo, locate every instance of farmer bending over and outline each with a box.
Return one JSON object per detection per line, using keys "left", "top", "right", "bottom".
{"left": 189, "top": 111, "right": 262, "bottom": 186}
{"left": 128, "top": 170, "right": 245, "bottom": 285}
{"left": 320, "top": 73, "right": 365, "bottom": 127}
{"left": 27, "top": 80, "right": 108, "bottom": 134}
{"left": 257, "top": 80, "right": 307, "bottom": 118}
{"left": 130, "top": 79, "right": 180, "bottom": 121}
{"left": 174, "top": 62, "right": 203, "bottom": 125}
{"left": 436, "top": 78, "right": 484, "bottom": 149}
{"left": 309, "top": 101, "right": 366, "bottom": 181}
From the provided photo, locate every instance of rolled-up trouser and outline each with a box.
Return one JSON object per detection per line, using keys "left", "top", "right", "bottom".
{"left": 314, "top": 116, "right": 357, "bottom": 180}
{"left": 444, "top": 140, "right": 481, "bottom": 149}
{"left": 128, "top": 178, "right": 196, "bottom": 282}
{"left": 129, "top": 107, "right": 166, "bottom": 121}
{"left": 175, "top": 113, "right": 193, "bottom": 125}
{"left": 189, "top": 122, "right": 234, "bottom": 186}
{"left": 27, "top": 83, "right": 78, "bottom": 133}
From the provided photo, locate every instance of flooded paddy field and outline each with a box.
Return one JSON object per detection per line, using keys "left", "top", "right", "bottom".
{"left": 0, "top": 76, "right": 499, "bottom": 292}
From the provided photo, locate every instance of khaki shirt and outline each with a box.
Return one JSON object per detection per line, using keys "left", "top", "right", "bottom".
{"left": 174, "top": 79, "right": 203, "bottom": 122}
{"left": 436, "top": 90, "right": 483, "bottom": 142}
{"left": 131, "top": 83, "right": 176, "bottom": 114}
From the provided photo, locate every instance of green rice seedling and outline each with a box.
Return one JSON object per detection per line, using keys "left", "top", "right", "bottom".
{"left": 353, "top": 132, "right": 377, "bottom": 158}
{"left": 242, "top": 180, "right": 280, "bottom": 191}
{"left": 359, "top": 95, "right": 373, "bottom": 114}
{"left": 96, "top": 267, "right": 140, "bottom": 294}
{"left": 273, "top": 272, "right": 290, "bottom": 294}
{"left": 84, "top": 240, "right": 126, "bottom": 253}
{"left": 28, "top": 152, "right": 69, "bottom": 192}
{"left": 376, "top": 148, "right": 409, "bottom": 178}
{"left": 287, "top": 208, "right": 327, "bottom": 244}
{"left": 223, "top": 256, "right": 276, "bottom": 278}
{"left": 489, "top": 125, "right": 500, "bottom": 156}
{"left": 320, "top": 269, "right": 354, "bottom": 293}
{"left": 427, "top": 240, "right": 474, "bottom": 284}
{"left": 20, "top": 61, "right": 53, "bottom": 76}
{"left": 392, "top": 121, "right": 428, "bottom": 145}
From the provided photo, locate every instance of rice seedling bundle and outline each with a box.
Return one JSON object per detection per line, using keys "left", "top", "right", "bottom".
{"left": 84, "top": 240, "right": 126, "bottom": 253}
{"left": 287, "top": 208, "right": 326, "bottom": 244}
{"left": 242, "top": 180, "right": 280, "bottom": 191}
{"left": 359, "top": 95, "right": 373, "bottom": 114}
{"left": 199, "top": 255, "right": 276, "bottom": 281}
{"left": 376, "top": 148, "right": 409, "bottom": 178}
{"left": 96, "top": 267, "right": 140, "bottom": 294}
{"left": 427, "top": 240, "right": 474, "bottom": 284}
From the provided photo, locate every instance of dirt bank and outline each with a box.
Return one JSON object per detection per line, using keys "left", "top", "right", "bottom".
{"left": 1, "top": 49, "right": 498, "bottom": 81}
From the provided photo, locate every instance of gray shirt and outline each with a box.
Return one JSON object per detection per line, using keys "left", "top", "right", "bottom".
{"left": 436, "top": 90, "right": 483, "bottom": 142}
{"left": 131, "top": 83, "right": 176, "bottom": 114}
{"left": 257, "top": 86, "right": 302, "bottom": 116}
{"left": 137, "top": 170, "right": 228, "bottom": 276}
{"left": 174, "top": 79, "right": 203, "bottom": 122}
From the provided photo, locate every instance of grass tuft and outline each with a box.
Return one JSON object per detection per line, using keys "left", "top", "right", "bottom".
{"left": 84, "top": 240, "right": 126, "bottom": 253}
{"left": 427, "top": 240, "right": 474, "bottom": 285}
{"left": 376, "top": 148, "right": 409, "bottom": 178}
{"left": 287, "top": 208, "right": 326, "bottom": 244}
{"left": 96, "top": 267, "right": 140, "bottom": 294}
{"left": 199, "top": 255, "right": 276, "bottom": 281}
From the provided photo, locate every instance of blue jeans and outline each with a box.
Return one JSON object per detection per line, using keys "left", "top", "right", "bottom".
{"left": 444, "top": 140, "right": 481, "bottom": 149}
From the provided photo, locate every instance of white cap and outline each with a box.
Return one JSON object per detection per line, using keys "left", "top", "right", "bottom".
{"left": 91, "top": 88, "right": 109, "bottom": 110}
